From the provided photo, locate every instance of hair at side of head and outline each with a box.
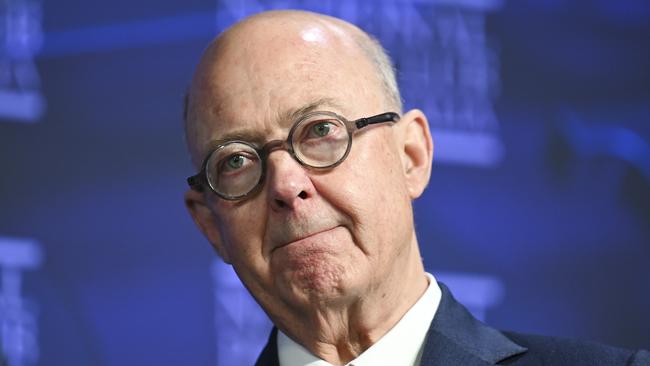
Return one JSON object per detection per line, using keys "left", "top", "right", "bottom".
{"left": 353, "top": 34, "right": 403, "bottom": 114}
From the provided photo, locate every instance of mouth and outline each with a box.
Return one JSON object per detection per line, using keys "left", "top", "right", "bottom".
{"left": 272, "top": 226, "right": 340, "bottom": 252}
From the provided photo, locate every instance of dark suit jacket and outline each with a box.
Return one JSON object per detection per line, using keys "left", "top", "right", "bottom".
{"left": 255, "top": 283, "right": 650, "bottom": 365}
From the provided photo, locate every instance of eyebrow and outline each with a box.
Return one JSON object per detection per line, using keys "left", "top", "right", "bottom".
{"left": 206, "top": 97, "right": 345, "bottom": 149}
{"left": 280, "top": 97, "right": 344, "bottom": 128}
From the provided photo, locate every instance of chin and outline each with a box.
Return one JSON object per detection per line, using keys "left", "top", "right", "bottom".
{"left": 281, "top": 260, "right": 358, "bottom": 305}
{"left": 271, "top": 232, "right": 365, "bottom": 305}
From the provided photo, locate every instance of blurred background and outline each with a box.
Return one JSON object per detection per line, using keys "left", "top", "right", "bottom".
{"left": 0, "top": 0, "right": 649, "bottom": 365}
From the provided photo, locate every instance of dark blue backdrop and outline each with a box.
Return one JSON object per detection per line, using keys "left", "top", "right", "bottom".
{"left": 0, "top": 0, "right": 648, "bottom": 365}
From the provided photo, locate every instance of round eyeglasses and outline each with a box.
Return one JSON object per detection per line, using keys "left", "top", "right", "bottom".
{"left": 187, "top": 111, "right": 399, "bottom": 200}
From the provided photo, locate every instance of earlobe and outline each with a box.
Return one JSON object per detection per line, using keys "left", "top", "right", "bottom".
{"left": 399, "top": 109, "right": 434, "bottom": 199}
{"left": 184, "top": 189, "right": 232, "bottom": 263}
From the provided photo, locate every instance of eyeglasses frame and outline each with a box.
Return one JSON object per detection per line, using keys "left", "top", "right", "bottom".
{"left": 187, "top": 111, "right": 400, "bottom": 200}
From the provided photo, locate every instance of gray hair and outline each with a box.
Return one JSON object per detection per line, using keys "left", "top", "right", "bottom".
{"left": 355, "top": 33, "right": 403, "bottom": 113}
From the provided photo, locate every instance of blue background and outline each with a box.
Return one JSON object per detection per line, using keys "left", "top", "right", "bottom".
{"left": 0, "top": 0, "right": 649, "bottom": 365}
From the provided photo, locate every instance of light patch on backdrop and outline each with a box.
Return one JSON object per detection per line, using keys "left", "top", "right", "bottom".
{"left": 0, "top": 237, "right": 43, "bottom": 365}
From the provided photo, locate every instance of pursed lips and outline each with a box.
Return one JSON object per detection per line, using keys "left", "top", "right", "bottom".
{"left": 271, "top": 226, "right": 340, "bottom": 252}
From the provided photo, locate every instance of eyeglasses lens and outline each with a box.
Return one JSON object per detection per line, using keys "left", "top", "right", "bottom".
{"left": 292, "top": 115, "right": 350, "bottom": 168}
{"left": 206, "top": 142, "right": 263, "bottom": 198}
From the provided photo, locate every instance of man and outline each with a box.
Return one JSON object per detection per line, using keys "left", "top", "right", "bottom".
{"left": 183, "top": 10, "right": 649, "bottom": 366}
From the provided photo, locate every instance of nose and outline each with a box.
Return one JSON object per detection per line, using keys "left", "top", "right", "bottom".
{"left": 265, "top": 151, "right": 314, "bottom": 211}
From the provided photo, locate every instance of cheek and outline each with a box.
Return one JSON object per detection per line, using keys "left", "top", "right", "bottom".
{"left": 345, "top": 135, "right": 406, "bottom": 203}
{"left": 216, "top": 204, "right": 278, "bottom": 298}
{"left": 317, "top": 133, "right": 410, "bottom": 233}
{"left": 216, "top": 201, "right": 268, "bottom": 262}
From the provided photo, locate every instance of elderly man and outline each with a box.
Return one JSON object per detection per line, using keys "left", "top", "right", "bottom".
{"left": 183, "top": 10, "right": 649, "bottom": 366}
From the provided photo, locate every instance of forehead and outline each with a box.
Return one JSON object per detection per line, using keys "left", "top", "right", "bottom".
{"left": 189, "top": 15, "right": 385, "bottom": 153}
{"left": 205, "top": 97, "right": 346, "bottom": 149}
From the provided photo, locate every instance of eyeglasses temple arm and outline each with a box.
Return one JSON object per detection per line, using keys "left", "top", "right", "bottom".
{"left": 355, "top": 112, "right": 400, "bottom": 129}
{"left": 187, "top": 174, "right": 205, "bottom": 192}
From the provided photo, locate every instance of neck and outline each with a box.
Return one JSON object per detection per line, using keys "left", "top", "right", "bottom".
{"left": 275, "top": 238, "right": 428, "bottom": 366}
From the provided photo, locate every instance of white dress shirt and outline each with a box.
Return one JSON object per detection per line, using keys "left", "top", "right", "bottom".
{"left": 277, "top": 272, "right": 441, "bottom": 366}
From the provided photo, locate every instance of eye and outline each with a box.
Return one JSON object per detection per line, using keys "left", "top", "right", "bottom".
{"left": 220, "top": 153, "right": 255, "bottom": 173}
{"left": 303, "top": 120, "right": 344, "bottom": 141}
{"left": 293, "top": 117, "right": 347, "bottom": 151}
{"left": 311, "top": 121, "right": 332, "bottom": 137}
{"left": 227, "top": 155, "right": 245, "bottom": 169}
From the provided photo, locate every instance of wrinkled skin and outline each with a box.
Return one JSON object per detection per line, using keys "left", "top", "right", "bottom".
{"left": 184, "top": 10, "right": 434, "bottom": 365}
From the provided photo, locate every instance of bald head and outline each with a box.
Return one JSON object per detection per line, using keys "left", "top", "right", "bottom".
{"left": 184, "top": 10, "right": 402, "bottom": 168}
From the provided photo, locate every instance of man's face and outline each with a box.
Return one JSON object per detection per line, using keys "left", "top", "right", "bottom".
{"left": 187, "top": 15, "right": 422, "bottom": 319}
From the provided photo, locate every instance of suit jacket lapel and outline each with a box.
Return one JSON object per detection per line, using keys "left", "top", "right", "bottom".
{"left": 256, "top": 327, "right": 280, "bottom": 366}
{"left": 420, "top": 283, "right": 527, "bottom": 366}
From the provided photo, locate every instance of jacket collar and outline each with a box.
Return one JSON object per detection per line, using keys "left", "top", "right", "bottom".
{"left": 256, "top": 326, "right": 279, "bottom": 366}
{"left": 420, "top": 283, "right": 527, "bottom": 365}
{"left": 256, "top": 282, "right": 528, "bottom": 366}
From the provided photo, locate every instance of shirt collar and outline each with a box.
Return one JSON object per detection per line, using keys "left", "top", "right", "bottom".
{"left": 278, "top": 272, "right": 442, "bottom": 366}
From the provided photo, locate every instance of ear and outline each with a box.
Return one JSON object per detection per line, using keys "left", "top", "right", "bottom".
{"left": 184, "top": 189, "right": 232, "bottom": 263}
{"left": 398, "top": 109, "right": 434, "bottom": 199}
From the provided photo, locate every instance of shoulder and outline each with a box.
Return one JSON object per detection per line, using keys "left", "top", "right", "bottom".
{"left": 501, "top": 331, "right": 650, "bottom": 366}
